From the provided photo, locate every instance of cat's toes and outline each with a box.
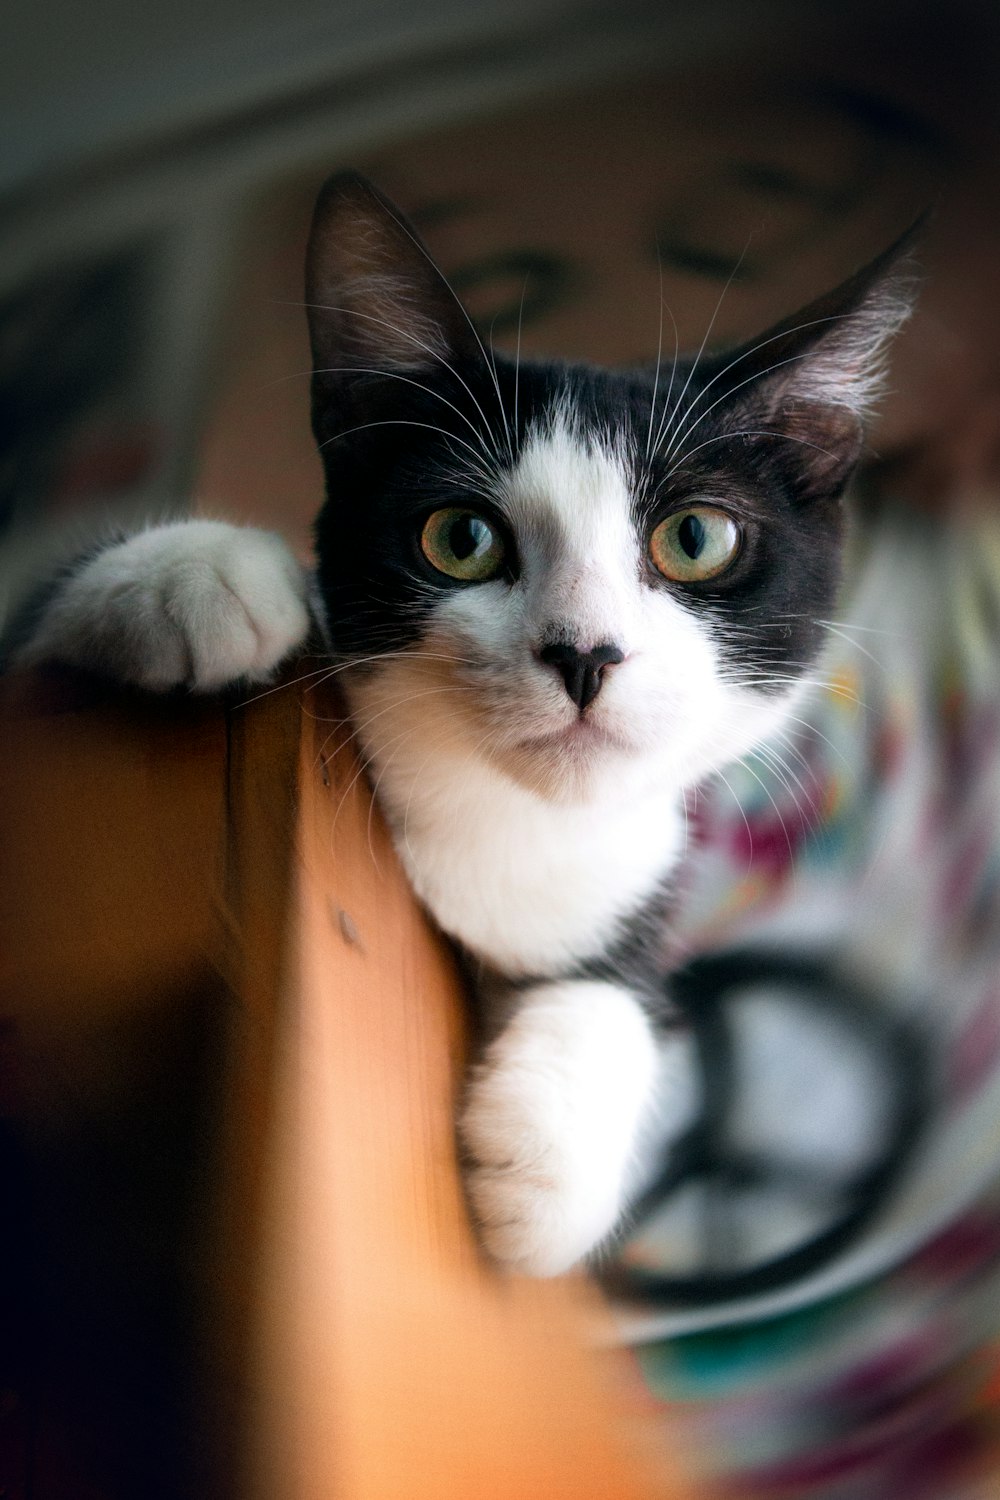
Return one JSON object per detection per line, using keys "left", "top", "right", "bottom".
{"left": 461, "top": 1064, "right": 625, "bottom": 1276}
{"left": 464, "top": 1155, "right": 620, "bottom": 1277}
{"left": 147, "top": 522, "right": 310, "bottom": 690}
{"left": 460, "top": 982, "right": 660, "bottom": 1276}
{"left": 26, "top": 520, "right": 310, "bottom": 692}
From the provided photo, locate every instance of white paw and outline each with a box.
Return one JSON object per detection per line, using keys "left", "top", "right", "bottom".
{"left": 463, "top": 1066, "right": 625, "bottom": 1276}
{"left": 26, "top": 520, "right": 310, "bottom": 691}
{"left": 460, "top": 982, "right": 659, "bottom": 1276}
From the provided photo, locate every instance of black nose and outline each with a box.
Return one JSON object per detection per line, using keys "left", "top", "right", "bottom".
{"left": 538, "top": 641, "right": 625, "bottom": 712}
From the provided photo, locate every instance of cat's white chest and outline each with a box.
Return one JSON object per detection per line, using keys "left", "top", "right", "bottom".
{"left": 367, "top": 748, "right": 684, "bottom": 976}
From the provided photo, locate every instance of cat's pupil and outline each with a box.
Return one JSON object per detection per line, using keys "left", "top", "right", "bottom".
{"left": 450, "top": 515, "right": 489, "bottom": 560}
{"left": 678, "top": 514, "right": 705, "bottom": 559}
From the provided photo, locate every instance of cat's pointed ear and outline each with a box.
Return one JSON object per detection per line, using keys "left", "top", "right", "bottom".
{"left": 305, "top": 171, "right": 479, "bottom": 378}
{"left": 717, "top": 225, "right": 921, "bottom": 498}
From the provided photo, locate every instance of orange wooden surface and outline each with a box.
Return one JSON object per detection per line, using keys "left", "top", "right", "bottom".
{"left": 0, "top": 667, "right": 684, "bottom": 1499}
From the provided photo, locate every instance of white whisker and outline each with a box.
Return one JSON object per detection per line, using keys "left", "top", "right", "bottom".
{"left": 366, "top": 201, "right": 516, "bottom": 465}
{"left": 654, "top": 311, "right": 852, "bottom": 467}
{"left": 301, "top": 298, "right": 508, "bottom": 469}
{"left": 645, "top": 255, "right": 679, "bottom": 464}
{"left": 660, "top": 350, "right": 821, "bottom": 474}
{"left": 651, "top": 234, "right": 754, "bottom": 459}
{"left": 660, "top": 428, "right": 839, "bottom": 487}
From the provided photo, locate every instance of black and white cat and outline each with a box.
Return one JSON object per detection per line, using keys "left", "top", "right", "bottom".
{"left": 15, "top": 174, "right": 914, "bottom": 1276}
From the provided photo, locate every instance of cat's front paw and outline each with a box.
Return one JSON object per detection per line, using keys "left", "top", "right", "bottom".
{"left": 24, "top": 520, "right": 310, "bottom": 691}
{"left": 460, "top": 981, "right": 659, "bottom": 1276}
{"left": 462, "top": 1073, "right": 624, "bottom": 1277}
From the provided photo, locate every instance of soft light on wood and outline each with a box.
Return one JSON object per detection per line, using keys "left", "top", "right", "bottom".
{"left": 0, "top": 667, "right": 687, "bottom": 1498}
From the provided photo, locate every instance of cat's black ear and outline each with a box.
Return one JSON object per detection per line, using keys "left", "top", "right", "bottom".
{"left": 305, "top": 171, "right": 480, "bottom": 378}
{"left": 712, "top": 227, "right": 921, "bottom": 499}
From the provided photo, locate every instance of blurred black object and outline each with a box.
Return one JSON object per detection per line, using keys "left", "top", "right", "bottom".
{"left": 605, "top": 949, "right": 932, "bottom": 1305}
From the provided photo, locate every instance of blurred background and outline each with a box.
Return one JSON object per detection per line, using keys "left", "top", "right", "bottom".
{"left": 4, "top": 1, "right": 1000, "bottom": 1496}
{"left": 4, "top": 0, "right": 998, "bottom": 577}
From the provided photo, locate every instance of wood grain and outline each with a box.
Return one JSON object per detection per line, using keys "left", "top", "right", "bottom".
{"left": 0, "top": 667, "right": 685, "bottom": 1499}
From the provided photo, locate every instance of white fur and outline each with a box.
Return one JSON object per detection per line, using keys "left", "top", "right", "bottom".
{"left": 460, "top": 980, "right": 661, "bottom": 1275}
{"left": 374, "top": 748, "right": 685, "bottom": 975}
{"left": 22, "top": 520, "right": 310, "bottom": 691}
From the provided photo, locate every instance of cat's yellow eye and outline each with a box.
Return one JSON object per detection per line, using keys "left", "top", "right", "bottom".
{"left": 649, "top": 506, "right": 741, "bottom": 583}
{"left": 420, "top": 508, "right": 505, "bottom": 582}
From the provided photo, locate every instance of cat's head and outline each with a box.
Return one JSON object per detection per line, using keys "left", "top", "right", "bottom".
{"left": 306, "top": 172, "right": 915, "bottom": 802}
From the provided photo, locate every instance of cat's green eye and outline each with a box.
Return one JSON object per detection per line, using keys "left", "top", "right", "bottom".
{"left": 649, "top": 506, "right": 741, "bottom": 583}
{"left": 420, "top": 508, "right": 506, "bottom": 582}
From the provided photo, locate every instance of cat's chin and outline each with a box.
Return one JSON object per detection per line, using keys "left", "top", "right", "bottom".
{"left": 516, "top": 717, "right": 631, "bottom": 756}
{"left": 495, "top": 718, "right": 641, "bottom": 802}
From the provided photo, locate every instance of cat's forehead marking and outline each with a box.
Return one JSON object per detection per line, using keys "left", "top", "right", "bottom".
{"left": 498, "top": 404, "right": 637, "bottom": 562}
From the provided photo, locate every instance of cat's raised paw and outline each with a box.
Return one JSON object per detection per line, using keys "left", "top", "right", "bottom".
{"left": 24, "top": 520, "right": 311, "bottom": 692}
